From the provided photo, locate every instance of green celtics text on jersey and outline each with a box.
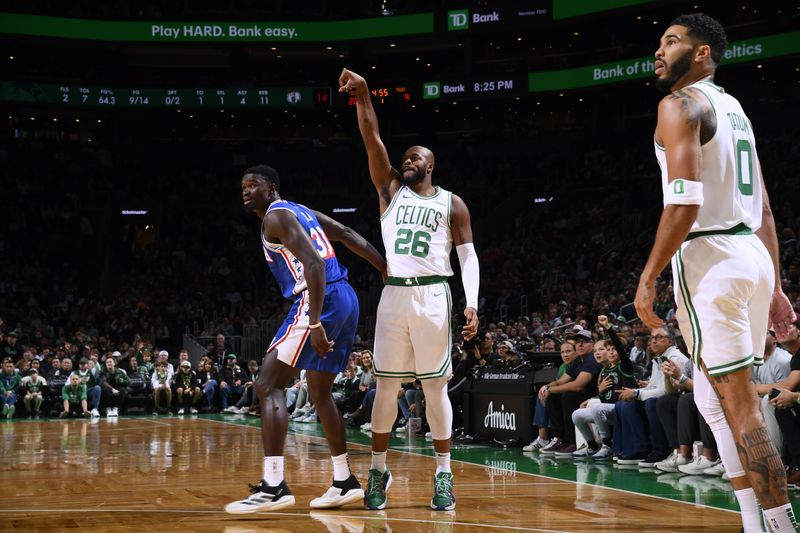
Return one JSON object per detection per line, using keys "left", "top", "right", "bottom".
{"left": 381, "top": 185, "right": 453, "bottom": 278}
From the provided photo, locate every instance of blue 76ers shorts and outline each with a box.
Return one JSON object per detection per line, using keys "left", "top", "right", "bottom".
{"left": 267, "top": 280, "right": 359, "bottom": 374}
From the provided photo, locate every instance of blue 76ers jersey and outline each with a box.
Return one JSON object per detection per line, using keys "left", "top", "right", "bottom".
{"left": 261, "top": 200, "right": 348, "bottom": 300}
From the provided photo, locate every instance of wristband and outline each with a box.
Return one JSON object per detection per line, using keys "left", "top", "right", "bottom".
{"left": 664, "top": 178, "right": 704, "bottom": 206}
{"left": 308, "top": 322, "right": 322, "bottom": 329}
{"left": 634, "top": 389, "right": 640, "bottom": 399}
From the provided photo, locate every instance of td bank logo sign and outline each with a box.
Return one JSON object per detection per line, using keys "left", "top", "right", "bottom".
{"left": 423, "top": 82, "right": 441, "bottom": 99}
{"left": 447, "top": 10, "right": 469, "bottom": 31}
{"left": 448, "top": 9, "right": 501, "bottom": 31}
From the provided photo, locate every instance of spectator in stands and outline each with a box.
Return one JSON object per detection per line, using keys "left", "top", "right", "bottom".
{"left": 197, "top": 358, "right": 219, "bottom": 412}
{"left": 176, "top": 349, "right": 191, "bottom": 365}
{"left": 15, "top": 350, "right": 34, "bottom": 371}
{"left": 20, "top": 368, "right": 47, "bottom": 418}
{"left": 286, "top": 370, "right": 309, "bottom": 415}
{"left": 654, "top": 357, "right": 722, "bottom": 476}
{"left": 151, "top": 360, "right": 173, "bottom": 414}
{"left": 46, "top": 357, "right": 62, "bottom": 381}
{"left": 173, "top": 360, "right": 201, "bottom": 415}
{"left": 209, "top": 334, "right": 231, "bottom": 370}
{"left": 157, "top": 350, "right": 174, "bottom": 379}
{"left": 333, "top": 364, "right": 361, "bottom": 414}
{"left": 61, "top": 357, "right": 73, "bottom": 376}
{"left": 496, "top": 340, "right": 516, "bottom": 364}
{"left": 219, "top": 353, "right": 245, "bottom": 412}
{"left": 477, "top": 330, "right": 497, "bottom": 363}
{"left": 39, "top": 350, "right": 55, "bottom": 378}
{"left": 101, "top": 356, "right": 129, "bottom": 417}
{"left": 767, "top": 318, "right": 800, "bottom": 485}
{"left": 572, "top": 330, "right": 637, "bottom": 460}
{"left": 139, "top": 349, "right": 154, "bottom": 380}
{"left": 524, "top": 339, "right": 577, "bottom": 452}
{"left": 60, "top": 373, "right": 89, "bottom": 418}
{"left": 230, "top": 359, "right": 259, "bottom": 415}
{"left": 629, "top": 333, "right": 648, "bottom": 368}
{"left": 1, "top": 359, "right": 21, "bottom": 418}
{"left": 614, "top": 326, "right": 688, "bottom": 466}
{"left": 73, "top": 357, "right": 102, "bottom": 418}
{"left": 753, "top": 329, "right": 794, "bottom": 453}
{"left": 126, "top": 356, "right": 150, "bottom": 412}
{"left": 539, "top": 328, "right": 601, "bottom": 456}
{"left": 344, "top": 350, "right": 376, "bottom": 423}
{"left": 540, "top": 337, "right": 558, "bottom": 352}
{"left": 2, "top": 332, "right": 20, "bottom": 362}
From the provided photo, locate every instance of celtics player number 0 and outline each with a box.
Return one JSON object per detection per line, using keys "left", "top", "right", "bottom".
{"left": 395, "top": 229, "right": 431, "bottom": 258}
{"left": 735, "top": 139, "right": 753, "bottom": 196}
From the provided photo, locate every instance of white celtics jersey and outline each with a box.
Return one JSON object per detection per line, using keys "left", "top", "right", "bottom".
{"left": 380, "top": 185, "right": 454, "bottom": 278}
{"left": 655, "top": 79, "right": 763, "bottom": 233}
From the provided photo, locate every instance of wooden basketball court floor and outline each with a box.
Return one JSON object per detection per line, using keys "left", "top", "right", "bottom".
{"left": 2, "top": 415, "right": 795, "bottom": 532}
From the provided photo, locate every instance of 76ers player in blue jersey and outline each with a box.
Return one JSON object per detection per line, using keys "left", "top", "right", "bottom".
{"left": 226, "top": 165, "right": 386, "bottom": 514}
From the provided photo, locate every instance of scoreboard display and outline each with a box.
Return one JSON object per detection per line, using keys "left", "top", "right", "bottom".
{"left": 345, "top": 86, "right": 412, "bottom": 106}
{"left": 0, "top": 82, "right": 332, "bottom": 109}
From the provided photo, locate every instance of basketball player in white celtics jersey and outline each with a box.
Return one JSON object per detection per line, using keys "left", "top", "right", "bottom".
{"left": 634, "top": 14, "right": 797, "bottom": 533}
{"left": 338, "top": 68, "right": 480, "bottom": 511}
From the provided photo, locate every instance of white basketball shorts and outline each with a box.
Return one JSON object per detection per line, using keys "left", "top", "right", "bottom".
{"left": 373, "top": 280, "right": 453, "bottom": 381}
{"left": 671, "top": 232, "right": 773, "bottom": 377}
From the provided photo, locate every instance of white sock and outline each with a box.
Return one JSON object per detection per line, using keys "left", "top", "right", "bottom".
{"left": 733, "top": 488, "right": 765, "bottom": 533}
{"left": 763, "top": 503, "right": 798, "bottom": 532}
{"left": 263, "top": 456, "right": 284, "bottom": 487}
{"left": 332, "top": 452, "right": 351, "bottom": 482}
{"left": 435, "top": 452, "right": 451, "bottom": 475}
{"left": 370, "top": 451, "right": 387, "bottom": 472}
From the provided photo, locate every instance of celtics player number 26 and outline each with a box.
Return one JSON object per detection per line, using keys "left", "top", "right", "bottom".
{"left": 394, "top": 229, "right": 431, "bottom": 258}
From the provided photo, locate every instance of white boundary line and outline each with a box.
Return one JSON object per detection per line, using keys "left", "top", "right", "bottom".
{"left": 0, "top": 508, "right": 573, "bottom": 532}
{"left": 203, "top": 417, "right": 739, "bottom": 515}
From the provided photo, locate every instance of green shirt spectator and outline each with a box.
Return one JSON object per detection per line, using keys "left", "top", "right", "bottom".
{"left": 62, "top": 382, "right": 87, "bottom": 403}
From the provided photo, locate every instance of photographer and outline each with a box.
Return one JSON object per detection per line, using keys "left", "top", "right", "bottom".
{"left": 449, "top": 336, "right": 489, "bottom": 433}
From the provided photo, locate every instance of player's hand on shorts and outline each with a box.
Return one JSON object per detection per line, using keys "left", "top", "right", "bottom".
{"left": 769, "top": 290, "right": 797, "bottom": 339}
{"left": 338, "top": 69, "right": 366, "bottom": 93}
{"left": 634, "top": 278, "right": 664, "bottom": 329}
{"left": 310, "top": 325, "right": 335, "bottom": 357}
{"left": 462, "top": 307, "right": 478, "bottom": 340}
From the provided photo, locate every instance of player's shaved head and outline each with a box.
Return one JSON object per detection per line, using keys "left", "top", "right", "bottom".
{"left": 407, "top": 145, "right": 435, "bottom": 166}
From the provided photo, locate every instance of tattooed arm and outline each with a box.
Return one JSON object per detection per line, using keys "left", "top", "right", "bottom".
{"left": 635, "top": 89, "right": 714, "bottom": 328}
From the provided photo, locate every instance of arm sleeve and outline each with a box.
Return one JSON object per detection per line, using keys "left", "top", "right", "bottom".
{"left": 456, "top": 243, "right": 480, "bottom": 309}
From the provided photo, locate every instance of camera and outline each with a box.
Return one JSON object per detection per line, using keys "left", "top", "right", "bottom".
{"left": 516, "top": 341, "right": 537, "bottom": 353}
{"left": 769, "top": 388, "right": 781, "bottom": 400}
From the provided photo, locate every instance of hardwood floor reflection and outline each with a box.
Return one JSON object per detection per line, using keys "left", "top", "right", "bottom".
{"left": 0, "top": 417, "right": 741, "bottom": 532}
